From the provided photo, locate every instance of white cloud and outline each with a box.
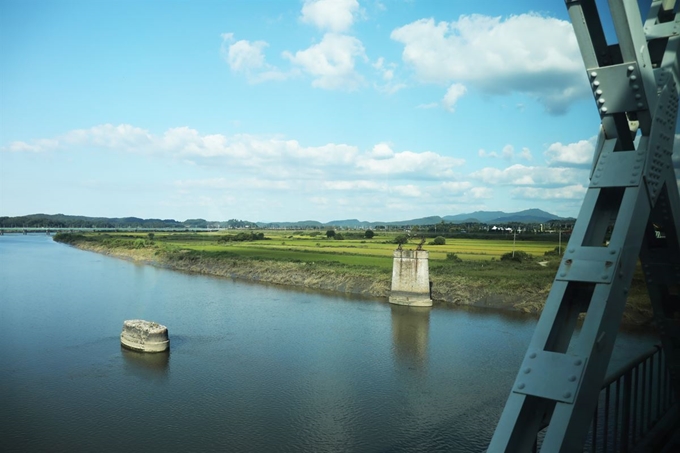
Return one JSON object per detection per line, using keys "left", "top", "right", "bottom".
{"left": 175, "top": 178, "right": 289, "bottom": 190}
{"left": 512, "top": 184, "right": 587, "bottom": 200}
{"left": 469, "top": 187, "right": 494, "bottom": 199}
{"left": 323, "top": 180, "right": 384, "bottom": 191}
{"left": 545, "top": 137, "right": 596, "bottom": 167}
{"left": 283, "top": 33, "right": 366, "bottom": 90}
{"left": 478, "top": 149, "right": 498, "bottom": 158}
{"left": 440, "top": 181, "right": 472, "bottom": 194}
{"left": 5, "top": 138, "right": 59, "bottom": 153}
{"left": 357, "top": 150, "right": 465, "bottom": 178}
{"left": 224, "top": 36, "right": 267, "bottom": 72}
{"left": 5, "top": 124, "right": 466, "bottom": 183}
{"left": 391, "top": 14, "right": 588, "bottom": 113}
{"left": 442, "top": 83, "right": 467, "bottom": 112}
{"left": 369, "top": 142, "right": 394, "bottom": 159}
{"left": 471, "top": 164, "right": 584, "bottom": 186}
{"left": 393, "top": 184, "right": 422, "bottom": 197}
{"left": 301, "top": 0, "right": 360, "bottom": 32}
{"left": 478, "top": 144, "right": 527, "bottom": 161}
{"left": 372, "top": 57, "right": 406, "bottom": 94}
{"left": 417, "top": 102, "right": 438, "bottom": 109}
{"left": 519, "top": 147, "right": 532, "bottom": 161}
{"left": 220, "top": 33, "right": 288, "bottom": 83}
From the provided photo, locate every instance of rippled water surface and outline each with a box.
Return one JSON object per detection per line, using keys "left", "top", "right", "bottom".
{"left": 0, "top": 235, "right": 658, "bottom": 452}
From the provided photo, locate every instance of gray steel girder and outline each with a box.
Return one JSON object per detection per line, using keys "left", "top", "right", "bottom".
{"left": 488, "top": 1, "right": 680, "bottom": 451}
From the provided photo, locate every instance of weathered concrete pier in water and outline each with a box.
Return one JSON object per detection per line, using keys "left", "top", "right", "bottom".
{"left": 389, "top": 249, "right": 432, "bottom": 307}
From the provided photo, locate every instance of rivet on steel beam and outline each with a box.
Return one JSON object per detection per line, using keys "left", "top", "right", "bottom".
{"left": 523, "top": 368, "right": 531, "bottom": 374}
{"left": 602, "top": 274, "right": 608, "bottom": 280}
{"left": 568, "top": 375, "right": 577, "bottom": 382}
{"left": 529, "top": 353, "right": 537, "bottom": 359}
{"left": 635, "top": 94, "right": 641, "bottom": 99}
{"left": 601, "top": 107, "right": 608, "bottom": 113}
{"left": 518, "top": 383, "right": 525, "bottom": 390}
{"left": 630, "top": 75, "right": 637, "bottom": 81}
{"left": 637, "top": 102, "right": 644, "bottom": 108}
{"left": 610, "top": 250, "right": 616, "bottom": 255}
{"left": 598, "top": 98, "right": 606, "bottom": 104}
{"left": 595, "top": 89, "right": 603, "bottom": 96}
{"left": 563, "top": 392, "right": 572, "bottom": 399}
{"left": 592, "top": 81, "right": 600, "bottom": 87}
{"left": 627, "top": 65, "right": 634, "bottom": 72}
{"left": 590, "top": 71, "right": 597, "bottom": 78}
{"left": 574, "top": 359, "right": 582, "bottom": 366}
{"left": 633, "top": 84, "right": 640, "bottom": 90}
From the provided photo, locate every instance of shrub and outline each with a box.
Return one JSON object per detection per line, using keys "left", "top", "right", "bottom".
{"left": 335, "top": 233, "right": 344, "bottom": 240}
{"left": 500, "top": 250, "right": 533, "bottom": 263}
{"left": 446, "top": 252, "right": 462, "bottom": 262}
{"left": 432, "top": 236, "right": 446, "bottom": 245}
{"left": 393, "top": 234, "right": 409, "bottom": 245}
{"left": 544, "top": 246, "right": 562, "bottom": 256}
{"left": 364, "top": 229, "right": 375, "bottom": 239}
{"left": 326, "top": 230, "right": 336, "bottom": 238}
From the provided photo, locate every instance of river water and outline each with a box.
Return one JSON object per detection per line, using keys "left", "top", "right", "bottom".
{"left": 0, "top": 235, "right": 658, "bottom": 452}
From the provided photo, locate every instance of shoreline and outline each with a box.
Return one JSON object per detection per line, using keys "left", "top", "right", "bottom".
{"left": 59, "top": 239, "right": 654, "bottom": 328}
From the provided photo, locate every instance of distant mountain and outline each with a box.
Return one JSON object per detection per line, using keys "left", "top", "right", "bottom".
{"left": 1, "top": 209, "right": 570, "bottom": 230}
{"left": 443, "top": 211, "right": 506, "bottom": 223}
{"left": 256, "top": 220, "right": 325, "bottom": 228}
{"left": 0, "top": 213, "right": 185, "bottom": 229}
{"left": 444, "top": 209, "right": 563, "bottom": 224}
{"left": 326, "top": 219, "right": 372, "bottom": 228}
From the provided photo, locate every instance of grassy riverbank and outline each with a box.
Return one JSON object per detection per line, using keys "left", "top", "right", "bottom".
{"left": 53, "top": 230, "right": 653, "bottom": 326}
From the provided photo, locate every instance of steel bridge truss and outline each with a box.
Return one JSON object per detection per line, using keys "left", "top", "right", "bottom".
{"left": 489, "top": 0, "right": 680, "bottom": 451}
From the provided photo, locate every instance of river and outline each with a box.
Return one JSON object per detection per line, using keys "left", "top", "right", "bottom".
{"left": 0, "top": 235, "right": 658, "bottom": 452}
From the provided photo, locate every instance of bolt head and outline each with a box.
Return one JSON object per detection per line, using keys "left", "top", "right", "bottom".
{"left": 574, "top": 359, "right": 582, "bottom": 366}
{"left": 518, "top": 383, "right": 526, "bottom": 390}
{"left": 529, "top": 353, "right": 537, "bottom": 359}
{"left": 568, "top": 375, "right": 576, "bottom": 382}
{"left": 590, "top": 71, "right": 597, "bottom": 78}
{"left": 563, "top": 391, "right": 572, "bottom": 399}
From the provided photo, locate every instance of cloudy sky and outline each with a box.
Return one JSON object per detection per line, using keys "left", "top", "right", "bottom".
{"left": 1, "top": 0, "right": 678, "bottom": 222}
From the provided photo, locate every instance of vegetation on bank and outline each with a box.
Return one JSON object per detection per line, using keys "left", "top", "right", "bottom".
{"left": 52, "top": 230, "right": 653, "bottom": 326}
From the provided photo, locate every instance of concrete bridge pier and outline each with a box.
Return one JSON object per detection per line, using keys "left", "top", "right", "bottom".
{"left": 389, "top": 249, "right": 432, "bottom": 307}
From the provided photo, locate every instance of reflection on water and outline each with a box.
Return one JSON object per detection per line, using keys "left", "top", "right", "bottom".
{"left": 121, "top": 347, "right": 169, "bottom": 381}
{"left": 0, "top": 235, "right": 659, "bottom": 452}
{"left": 390, "top": 305, "right": 431, "bottom": 372}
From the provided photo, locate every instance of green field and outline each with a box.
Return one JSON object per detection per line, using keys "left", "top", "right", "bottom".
{"left": 53, "top": 229, "right": 652, "bottom": 325}
{"left": 144, "top": 230, "right": 560, "bottom": 268}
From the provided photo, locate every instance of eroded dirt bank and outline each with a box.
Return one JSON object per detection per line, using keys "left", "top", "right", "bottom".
{"left": 64, "top": 241, "right": 653, "bottom": 327}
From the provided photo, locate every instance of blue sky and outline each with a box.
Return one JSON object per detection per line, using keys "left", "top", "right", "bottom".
{"left": 1, "top": 0, "right": 678, "bottom": 222}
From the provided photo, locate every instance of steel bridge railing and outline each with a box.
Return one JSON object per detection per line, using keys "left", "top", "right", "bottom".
{"left": 533, "top": 345, "right": 677, "bottom": 452}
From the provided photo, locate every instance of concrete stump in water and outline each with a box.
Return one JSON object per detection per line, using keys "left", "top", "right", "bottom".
{"left": 389, "top": 250, "right": 432, "bottom": 307}
{"left": 120, "top": 319, "right": 169, "bottom": 353}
